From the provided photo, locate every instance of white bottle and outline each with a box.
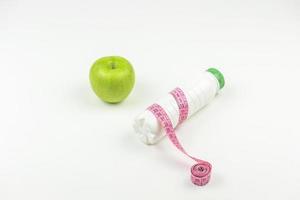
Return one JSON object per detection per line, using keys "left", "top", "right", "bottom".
{"left": 133, "top": 68, "right": 225, "bottom": 145}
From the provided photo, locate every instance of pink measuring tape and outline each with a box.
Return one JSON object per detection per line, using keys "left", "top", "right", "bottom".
{"left": 148, "top": 87, "right": 212, "bottom": 186}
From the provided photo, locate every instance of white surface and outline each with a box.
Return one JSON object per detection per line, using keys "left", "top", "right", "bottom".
{"left": 0, "top": 0, "right": 300, "bottom": 199}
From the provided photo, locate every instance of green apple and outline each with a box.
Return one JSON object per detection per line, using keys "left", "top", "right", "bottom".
{"left": 89, "top": 56, "right": 135, "bottom": 103}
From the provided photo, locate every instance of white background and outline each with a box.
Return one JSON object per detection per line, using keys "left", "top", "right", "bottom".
{"left": 1, "top": 0, "right": 300, "bottom": 199}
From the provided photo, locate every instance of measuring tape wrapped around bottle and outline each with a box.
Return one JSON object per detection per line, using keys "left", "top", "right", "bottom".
{"left": 133, "top": 68, "right": 225, "bottom": 186}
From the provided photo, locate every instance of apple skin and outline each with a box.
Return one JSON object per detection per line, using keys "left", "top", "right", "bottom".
{"left": 89, "top": 56, "right": 135, "bottom": 103}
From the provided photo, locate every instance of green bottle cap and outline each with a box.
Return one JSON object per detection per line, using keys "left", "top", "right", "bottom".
{"left": 207, "top": 68, "right": 225, "bottom": 89}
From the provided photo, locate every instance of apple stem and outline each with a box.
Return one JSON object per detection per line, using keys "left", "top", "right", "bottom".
{"left": 111, "top": 62, "right": 116, "bottom": 69}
